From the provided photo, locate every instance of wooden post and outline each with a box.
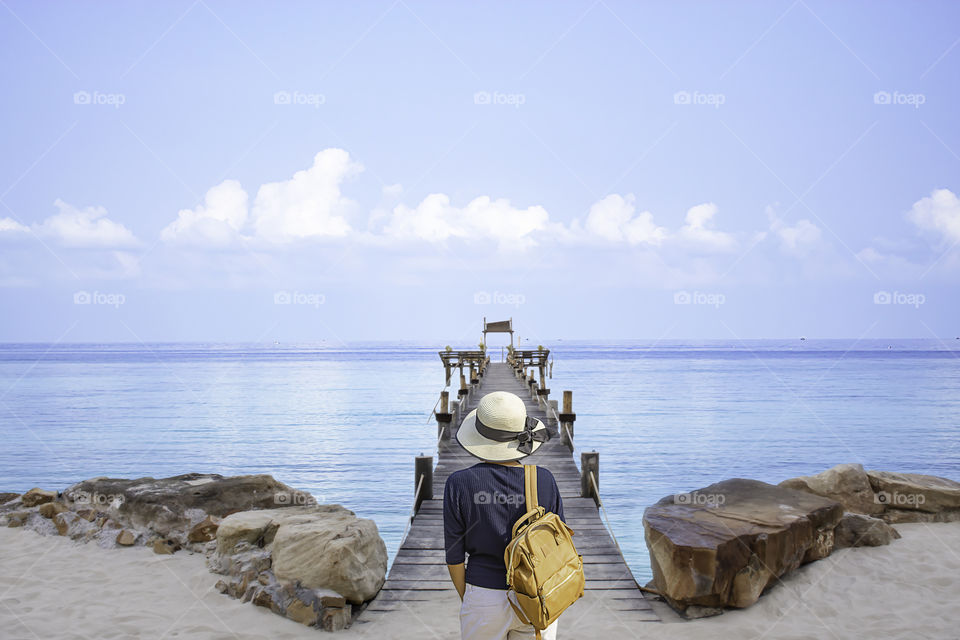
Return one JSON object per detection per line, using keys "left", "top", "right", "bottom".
{"left": 581, "top": 451, "right": 599, "bottom": 504}
{"left": 436, "top": 391, "right": 452, "bottom": 441}
{"left": 559, "top": 391, "right": 576, "bottom": 450}
{"left": 450, "top": 399, "right": 460, "bottom": 429}
{"left": 415, "top": 455, "right": 433, "bottom": 514}
{"left": 536, "top": 364, "right": 549, "bottom": 408}
{"left": 459, "top": 372, "right": 468, "bottom": 400}
{"left": 444, "top": 362, "right": 451, "bottom": 386}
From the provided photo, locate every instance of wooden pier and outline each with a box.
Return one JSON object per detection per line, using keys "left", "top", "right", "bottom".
{"left": 357, "top": 333, "right": 659, "bottom": 635}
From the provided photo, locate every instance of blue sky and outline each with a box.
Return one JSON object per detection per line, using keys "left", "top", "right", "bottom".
{"left": 1, "top": 0, "right": 959, "bottom": 343}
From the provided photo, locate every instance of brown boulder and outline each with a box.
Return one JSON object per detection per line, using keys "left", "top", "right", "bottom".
{"left": 187, "top": 515, "right": 221, "bottom": 542}
{"left": 116, "top": 529, "right": 136, "bottom": 546}
{"left": 0, "top": 492, "right": 19, "bottom": 505}
{"left": 867, "top": 470, "right": 960, "bottom": 520}
{"left": 6, "top": 511, "right": 30, "bottom": 527}
{"left": 643, "top": 478, "right": 843, "bottom": 611}
{"left": 53, "top": 512, "right": 77, "bottom": 536}
{"left": 76, "top": 509, "right": 97, "bottom": 522}
{"left": 320, "top": 603, "right": 352, "bottom": 632}
{"left": 779, "top": 464, "right": 883, "bottom": 515}
{"left": 151, "top": 538, "right": 181, "bottom": 555}
{"left": 21, "top": 488, "right": 56, "bottom": 508}
{"left": 286, "top": 598, "right": 319, "bottom": 626}
{"left": 834, "top": 513, "right": 900, "bottom": 548}
{"left": 38, "top": 502, "right": 68, "bottom": 519}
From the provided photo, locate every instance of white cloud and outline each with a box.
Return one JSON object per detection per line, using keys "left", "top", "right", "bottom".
{"left": 35, "top": 199, "right": 139, "bottom": 248}
{"left": 382, "top": 183, "right": 403, "bottom": 199}
{"left": 677, "top": 202, "right": 737, "bottom": 252}
{"left": 583, "top": 194, "right": 667, "bottom": 246}
{"left": 161, "top": 179, "right": 248, "bottom": 246}
{"left": 777, "top": 218, "right": 821, "bottom": 253}
{"left": 384, "top": 193, "right": 550, "bottom": 250}
{"left": 907, "top": 188, "right": 960, "bottom": 245}
{"left": 251, "top": 148, "right": 362, "bottom": 242}
{"left": 765, "top": 206, "right": 822, "bottom": 256}
{"left": 0, "top": 217, "right": 29, "bottom": 234}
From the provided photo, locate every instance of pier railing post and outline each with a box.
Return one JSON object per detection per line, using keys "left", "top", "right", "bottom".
{"left": 536, "top": 375, "right": 550, "bottom": 410}
{"left": 547, "top": 399, "right": 558, "bottom": 426}
{"left": 415, "top": 455, "right": 433, "bottom": 515}
{"left": 450, "top": 399, "right": 460, "bottom": 429}
{"left": 559, "top": 390, "right": 576, "bottom": 450}
{"left": 581, "top": 451, "right": 599, "bottom": 504}
{"left": 435, "top": 391, "right": 452, "bottom": 441}
{"left": 459, "top": 372, "right": 468, "bottom": 402}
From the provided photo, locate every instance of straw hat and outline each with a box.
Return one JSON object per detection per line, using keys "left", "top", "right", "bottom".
{"left": 457, "top": 391, "right": 551, "bottom": 462}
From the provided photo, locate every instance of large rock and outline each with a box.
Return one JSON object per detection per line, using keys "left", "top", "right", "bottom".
{"left": 779, "top": 464, "right": 883, "bottom": 515}
{"left": 188, "top": 515, "right": 221, "bottom": 542}
{"left": 834, "top": 513, "right": 900, "bottom": 548}
{"left": 272, "top": 512, "right": 388, "bottom": 603}
{"left": 21, "top": 488, "right": 56, "bottom": 508}
{"left": 62, "top": 473, "right": 302, "bottom": 543}
{"left": 643, "top": 478, "right": 843, "bottom": 611}
{"left": 866, "top": 470, "right": 960, "bottom": 522}
{"left": 116, "top": 530, "right": 136, "bottom": 546}
{"left": 38, "top": 502, "right": 68, "bottom": 519}
{"left": 216, "top": 505, "right": 387, "bottom": 605}
{"left": 0, "top": 492, "right": 20, "bottom": 505}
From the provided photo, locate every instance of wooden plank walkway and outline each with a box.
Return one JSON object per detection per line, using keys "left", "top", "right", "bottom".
{"left": 358, "top": 361, "right": 659, "bottom": 630}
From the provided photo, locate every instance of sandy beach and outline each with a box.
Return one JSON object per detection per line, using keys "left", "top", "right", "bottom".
{"left": 2, "top": 522, "right": 958, "bottom": 640}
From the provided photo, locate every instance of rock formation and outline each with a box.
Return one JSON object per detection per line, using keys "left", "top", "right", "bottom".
{"left": 833, "top": 513, "right": 901, "bottom": 548}
{"left": 209, "top": 505, "right": 387, "bottom": 630}
{"left": 643, "top": 478, "right": 843, "bottom": 612}
{"left": 780, "top": 464, "right": 960, "bottom": 523}
{"left": 0, "top": 473, "right": 390, "bottom": 632}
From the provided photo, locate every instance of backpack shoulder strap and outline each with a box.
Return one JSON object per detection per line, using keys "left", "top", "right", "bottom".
{"left": 524, "top": 464, "right": 538, "bottom": 511}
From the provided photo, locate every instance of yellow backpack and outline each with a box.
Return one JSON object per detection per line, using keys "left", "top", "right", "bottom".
{"left": 504, "top": 464, "right": 585, "bottom": 637}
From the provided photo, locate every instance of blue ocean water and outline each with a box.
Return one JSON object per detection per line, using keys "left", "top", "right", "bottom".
{"left": 1, "top": 339, "right": 958, "bottom": 582}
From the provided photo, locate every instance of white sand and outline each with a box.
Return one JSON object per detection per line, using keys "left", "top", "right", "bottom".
{"left": 2, "top": 523, "right": 959, "bottom": 639}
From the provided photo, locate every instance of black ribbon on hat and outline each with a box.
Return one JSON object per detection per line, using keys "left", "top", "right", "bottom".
{"left": 474, "top": 414, "right": 551, "bottom": 454}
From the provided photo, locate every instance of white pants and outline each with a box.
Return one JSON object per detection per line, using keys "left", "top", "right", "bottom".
{"left": 459, "top": 583, "right": 559, "bottom": 640}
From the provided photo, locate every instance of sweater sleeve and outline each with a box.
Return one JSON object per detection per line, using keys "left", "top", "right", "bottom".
{"left": 443, "top": 474, "right": 466, "bottom": 564}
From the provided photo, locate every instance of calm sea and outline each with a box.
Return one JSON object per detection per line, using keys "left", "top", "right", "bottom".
{"left": 1, "top": 339, "right": 958, "bottom": 581}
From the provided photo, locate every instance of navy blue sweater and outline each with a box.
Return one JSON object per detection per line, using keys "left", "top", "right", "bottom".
{"left": 443, "top": 463, "right": 565, "bottom": 590}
